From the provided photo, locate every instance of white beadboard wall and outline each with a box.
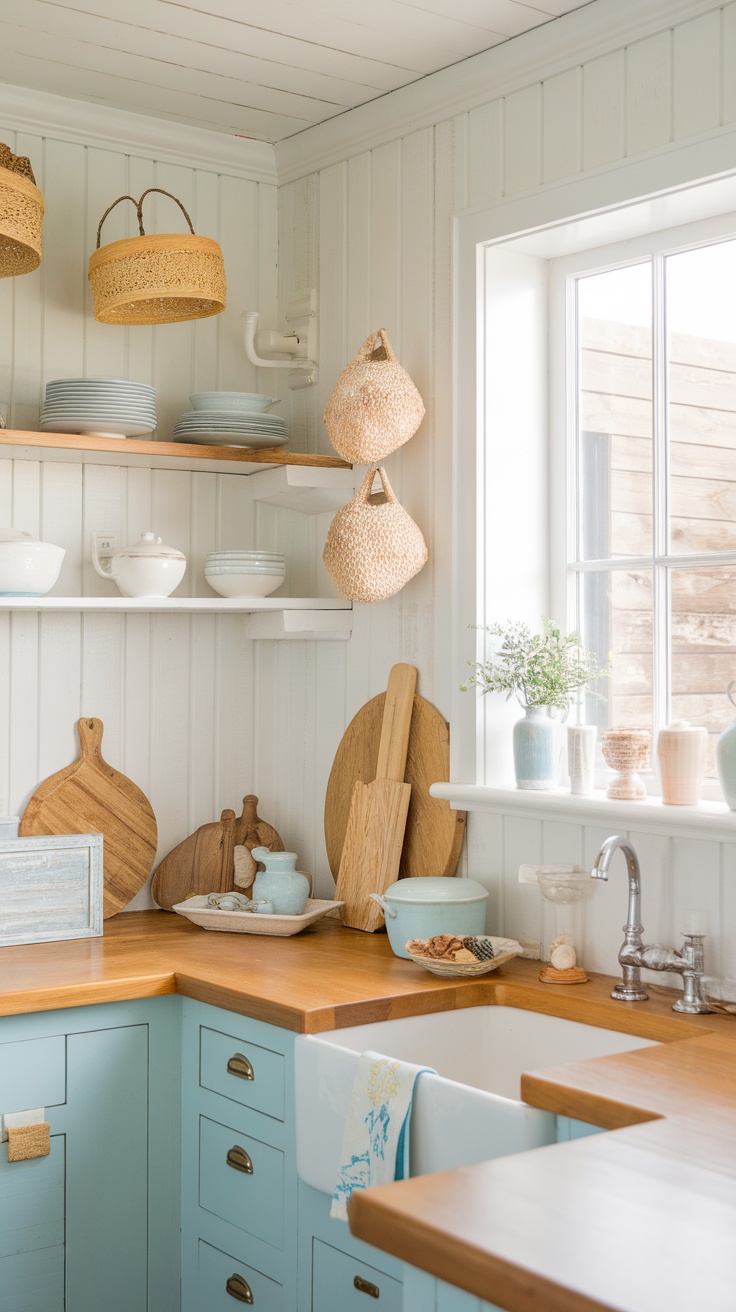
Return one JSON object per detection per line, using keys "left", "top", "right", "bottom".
{"left": 277, "top": 0, "right": 736, "bottom": 982}
{"left": 0, "top": 120, "right": 305, "bottom": 909}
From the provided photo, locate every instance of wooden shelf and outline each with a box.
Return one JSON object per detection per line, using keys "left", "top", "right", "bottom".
{"left": 0, "top": 430, "right": 350, "bottom": 478}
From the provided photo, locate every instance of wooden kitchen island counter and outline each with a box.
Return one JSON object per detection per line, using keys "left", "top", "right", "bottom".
{"left": 1, "top": 910, "right": 735, "bottom": 1312}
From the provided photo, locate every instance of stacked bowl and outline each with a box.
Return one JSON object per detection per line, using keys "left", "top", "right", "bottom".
{"left": 204, "top": 551, "right": 285, "bottom": 598}
{"left": 173, "top": 392, "right": 288, "bottom": 449}
{"left": 40, "top": 378, "right": 157, "bottom": 438}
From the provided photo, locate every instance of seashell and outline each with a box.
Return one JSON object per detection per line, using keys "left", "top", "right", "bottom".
{"left": 233, "top": 844, "right": 257, "bottom": 890}
{"left": 463, "top": 936, "right": 495, "bottom": 961}
{"left": 206, "top": 891, "right": 251, "bottom": 912}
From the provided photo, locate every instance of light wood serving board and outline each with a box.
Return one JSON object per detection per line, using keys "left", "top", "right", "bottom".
{"left": 325, "top": 691, "right": 465, "bottom": 885}
{"left": 333, "top": 664, "right": 416, "bottom": 931}
{"left": 18, "top": 718, "right": 158, "bottom": 919}
{"left": 151, "top": 796, "right": 284, "bottom": 911}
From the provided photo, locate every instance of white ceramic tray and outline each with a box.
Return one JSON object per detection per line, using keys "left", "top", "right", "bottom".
{"left": 405, "top": 935, "right": 523, "bottom": 977}
{"left": 172, "top": 895, "right": 345, "bottom": 936}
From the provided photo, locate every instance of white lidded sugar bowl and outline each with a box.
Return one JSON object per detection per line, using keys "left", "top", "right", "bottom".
{"left": 93, "top": 531, "right": 186, "bottom": 599}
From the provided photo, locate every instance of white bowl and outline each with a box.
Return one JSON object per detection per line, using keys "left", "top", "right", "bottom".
{"left": 0, "top": 540, "right": 65, "bottom": 595}
{"left": 189, "top": 392, "right": 279, "bottom": 413}
{"left": 204, "top": 570, "right": 283, "bottom": 598}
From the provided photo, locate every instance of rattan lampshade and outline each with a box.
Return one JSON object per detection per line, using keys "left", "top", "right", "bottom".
{"left": 88, "top": 188, "right": 226, "bottom": 325}
{"left": 0, "top": 151, "right": 43, "bottom": 278}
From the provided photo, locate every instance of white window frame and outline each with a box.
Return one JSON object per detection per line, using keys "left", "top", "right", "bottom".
{"left": 441, "top": 128, "right": 736, "bottom": 832}
{"left": 549, "top": 213, "right": 736, "bottom": 796}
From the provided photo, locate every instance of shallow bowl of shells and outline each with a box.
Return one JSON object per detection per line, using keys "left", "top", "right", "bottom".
{"left": 405, "top": 934, "right": 523, "bottom": 978}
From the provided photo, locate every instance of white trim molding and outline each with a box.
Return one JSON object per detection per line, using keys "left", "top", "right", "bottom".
{"left": 0, "top": 82, "right": 278, "bottom": 184}
{"left": 275, "top": 0, "right": 721, "bottom": 183}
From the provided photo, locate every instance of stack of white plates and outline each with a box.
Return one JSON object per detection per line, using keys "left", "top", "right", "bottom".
{"left": 204, "top": 550, "right": 285, "bottom": 598}
{"left": 173, "top": 392, "right": 288, "bottom": 449}
{"left": 40, "top": 378, "right": 157, "bottom": 438}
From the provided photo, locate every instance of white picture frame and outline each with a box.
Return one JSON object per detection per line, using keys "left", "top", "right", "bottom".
{"left": 0, "top": 833, "right": 103, "bottom": 947}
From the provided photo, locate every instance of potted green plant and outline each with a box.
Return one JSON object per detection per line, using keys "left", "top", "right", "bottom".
{"left": 462, "top": 618, "right": 608, "bottom": 790}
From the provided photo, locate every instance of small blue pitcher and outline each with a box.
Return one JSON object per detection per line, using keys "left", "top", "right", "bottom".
{"left": 251, "top": 847, "right": 310, "bottom": 916}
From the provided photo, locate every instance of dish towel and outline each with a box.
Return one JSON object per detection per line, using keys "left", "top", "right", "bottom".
{"left": 330, "top": 1050, "right": 435, "bottom": 1221}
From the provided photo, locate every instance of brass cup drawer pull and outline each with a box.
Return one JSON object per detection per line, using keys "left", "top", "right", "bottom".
{"left": 226, "top": 1144, "right": 254, "bottom": 1175}
{"left": 226, "top": 1273, "right": 254, "bottom": 1304}
{"left": 227, "top": 1052, "right": 254, "bottom": 1081}
{"left": 354, "top": 1276, "right": 380, "bottom": 1299}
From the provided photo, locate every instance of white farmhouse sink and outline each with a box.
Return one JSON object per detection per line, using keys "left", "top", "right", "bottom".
{"left": 294, "top": 1006, "right": 658, "bottom": 1195}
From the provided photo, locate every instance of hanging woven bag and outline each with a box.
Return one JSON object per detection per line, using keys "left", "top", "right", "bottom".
{"left": 88, "top": 188, "right": 226, "bottom": 325}
{"left": 323, "top": 466, "right": 428, "bottom": 603}
{"left": 0, "top": 143, "right": 43, "bottom": 278}
{"left": 324, "top": 328, "right": 425, "bottom": 462}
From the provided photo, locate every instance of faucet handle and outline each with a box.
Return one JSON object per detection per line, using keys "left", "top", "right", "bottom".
{"left": 673, "top": 932, "right": 714, "bottom": 1015}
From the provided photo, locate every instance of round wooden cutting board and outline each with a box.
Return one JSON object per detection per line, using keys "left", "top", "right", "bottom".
{"left": 19, "top": 717, "right": 158, "bottom": 918}
{"left": 324, "top": 692, "right": 465, "bottom": 883}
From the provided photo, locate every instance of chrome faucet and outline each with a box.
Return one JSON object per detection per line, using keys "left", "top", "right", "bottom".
{"left": 591, "top": 835, "right": 713, "bottom": 1014}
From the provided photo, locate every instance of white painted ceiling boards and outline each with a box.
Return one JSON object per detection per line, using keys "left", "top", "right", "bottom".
{"left": 0, "top": 0, "right": 592, "bottom": 143}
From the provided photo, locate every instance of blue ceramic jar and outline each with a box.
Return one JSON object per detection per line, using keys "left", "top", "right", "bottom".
{"left": 251, "top": 846, "right": 310, "bottom": 916}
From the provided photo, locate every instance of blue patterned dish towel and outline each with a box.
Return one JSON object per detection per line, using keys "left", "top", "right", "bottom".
{"left": 330, "top": 1050, "right": 435, "bottom": 1221}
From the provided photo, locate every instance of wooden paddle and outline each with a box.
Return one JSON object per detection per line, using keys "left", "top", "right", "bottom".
{"left": 18, "top": 717, "right": 158, "bottom": 919}
{"left": 334, "top": 664, "right": 416, "bottom": 932}
{"left": 324, "top": 691, "right": 465, "bottom": 884}
{"left": 151, "top": 795, "right": 285, "bottom": 911}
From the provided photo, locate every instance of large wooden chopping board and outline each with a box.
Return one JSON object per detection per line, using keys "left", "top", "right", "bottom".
{"left": 19, "top": 717, "right": 158, "bottom": 918}
{"left": 325, "top": 691, "right": 465, "bottom": 883}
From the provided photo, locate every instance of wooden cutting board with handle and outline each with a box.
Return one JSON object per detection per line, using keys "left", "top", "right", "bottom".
{"left": 325, "top": 687, "right": 465, "bottom": 887}
{"left": 151, "top": 795, "right": 284, "bottom": 911}
{"left": 334, "top": 664, "right": 416, "bottom": 931}
{"left": 18, "top": 717, "right": 158, "bottom": 919}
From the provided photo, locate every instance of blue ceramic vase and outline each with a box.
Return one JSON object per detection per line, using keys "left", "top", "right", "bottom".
{"left": 716, "top": 682, "right": 736, "bottom": 810}
{"left": 251, "top": 846, "right": 310, "bottom": 915}
{"left": 513, "top": 705, "right": 560, "bottom": 790}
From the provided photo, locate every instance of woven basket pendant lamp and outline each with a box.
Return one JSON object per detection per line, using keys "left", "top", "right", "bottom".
{"left": 0, "top": 144, "right": 43, "bottom": 278}
{"left": 88, "top": 188, "right": 226, "bottom": 325}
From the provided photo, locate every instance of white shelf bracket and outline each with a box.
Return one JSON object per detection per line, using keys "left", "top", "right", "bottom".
{"left": 244, "top": 292, "right": 317, "bottom": 389}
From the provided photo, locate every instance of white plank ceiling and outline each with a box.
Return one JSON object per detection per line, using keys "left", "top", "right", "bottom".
{"left": 0, "top": 0, "right": 593, "bottom": 143}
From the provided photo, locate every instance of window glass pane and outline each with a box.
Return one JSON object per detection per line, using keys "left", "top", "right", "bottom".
{"left": 666, "top": 240, "right": 736, "bottom": 553}
{"left": 671, "top": 567, "right": 736, "bottom": 778}
{"left": 577, "top": 568, "right": 653, "bottom": 735}
{"left": 577, "top": 263, "right": 652, "bottom": 560}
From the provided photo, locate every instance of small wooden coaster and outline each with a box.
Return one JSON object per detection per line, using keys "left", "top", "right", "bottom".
{"left": 539, "top": 965, "right": 589, "bottom": 986}
{"left": 7, "top": 1122, "right": 51, "bottom": 1161}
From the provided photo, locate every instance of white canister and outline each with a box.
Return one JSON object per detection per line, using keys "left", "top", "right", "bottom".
{"left": 657, "top": 720, "right": 708, "bottom": 806}
{"left": 567, "top": 725, "right": 597, "bottom": 796}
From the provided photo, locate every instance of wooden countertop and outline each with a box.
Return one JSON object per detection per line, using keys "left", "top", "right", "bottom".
{"left": 2, "top": 911, "right": 735, "bottom": 1311}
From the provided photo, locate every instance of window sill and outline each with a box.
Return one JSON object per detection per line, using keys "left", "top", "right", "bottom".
{"left": 430, "top": 783, "right": 736, "bottom": 842}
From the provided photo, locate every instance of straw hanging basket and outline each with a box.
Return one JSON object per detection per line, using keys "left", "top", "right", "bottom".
{"left": 323, "top": 466, "right": 428, "bottom": 603}
{"left": 88, "top": 188, "right": 226, "bottom": 325}
{"left": 0, "top": 144, "right": 43, "bottom": 278}
{"left": 324, "top": 328, "right": 425, "bottom": 463}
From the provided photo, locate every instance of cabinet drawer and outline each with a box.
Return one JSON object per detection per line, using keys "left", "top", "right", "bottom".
{"left": 199, "top": 1114, "right": 284, "bottom": 1248}
{"left": 0, "top": 1243, "right": 65, "bottom": 1311}
{"left": 312, "top": 1239, "right": 403, "bottom": 1312}
{"left": 0, "top": 1135, "right": 64, "bottom": 1258}
{"left": 200, "top": 1025, "right": 284, "bottom": 1121}
{"left": 198, "top": 1239, "right": 283, "bottom": 1312}
{"left": 0, "top": 1035, "right": 65, "bottom": 1110}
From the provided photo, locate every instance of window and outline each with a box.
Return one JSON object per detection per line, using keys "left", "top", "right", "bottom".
{"left": 555, "top": 223, "right": 736, "bottom": 781}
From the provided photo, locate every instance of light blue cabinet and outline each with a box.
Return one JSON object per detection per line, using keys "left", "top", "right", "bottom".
{"left": 0, "top": 998, "right": 180, "bottom": 1312}
{"left": 181, "top": 998, "right": 298, "bottom": 1312}
{"left": 1, "top": 993, "right": 608, "bottom": 1312}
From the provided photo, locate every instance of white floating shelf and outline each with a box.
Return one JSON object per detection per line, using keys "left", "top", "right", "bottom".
{"left": 246, "top": 464, "right": 354, "bottom": 513}
{"left": 0, "top": 596, "right": 351, "bottom": 618}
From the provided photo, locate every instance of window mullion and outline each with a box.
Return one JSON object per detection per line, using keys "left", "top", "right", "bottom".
{"left": 652, "top": 251, "right": 671, "bottom": 739}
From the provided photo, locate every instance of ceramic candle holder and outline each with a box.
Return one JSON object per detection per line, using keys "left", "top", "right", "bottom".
{"left": 601, "top": 729, "right": 651, "bottom": 800}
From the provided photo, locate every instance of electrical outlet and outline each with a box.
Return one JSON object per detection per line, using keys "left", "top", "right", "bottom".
{"left": 92, "top": 531, "right": 117, "bottom": 574}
